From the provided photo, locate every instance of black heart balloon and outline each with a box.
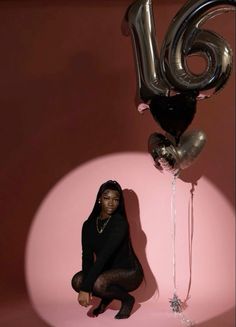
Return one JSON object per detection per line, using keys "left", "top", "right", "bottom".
{"left": 149, "top": 91, "right": 198, "bottom": 144}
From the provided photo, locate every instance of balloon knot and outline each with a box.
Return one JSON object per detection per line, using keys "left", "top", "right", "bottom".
{"left": 137, "top": 103, "right": 150, "bottom": 114}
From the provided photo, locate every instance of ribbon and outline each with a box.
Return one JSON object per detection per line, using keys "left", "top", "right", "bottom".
{"left": 170, "top": 175, "right": 195, "bottom": 326}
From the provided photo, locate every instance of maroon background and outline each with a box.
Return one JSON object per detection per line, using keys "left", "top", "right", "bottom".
{"left": 0, "top": 1, "right": 234, "bottom": 325}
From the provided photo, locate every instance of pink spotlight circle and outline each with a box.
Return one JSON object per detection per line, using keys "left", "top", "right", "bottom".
{"left": 25, "top": 152, "right": 235, "bottom": 327}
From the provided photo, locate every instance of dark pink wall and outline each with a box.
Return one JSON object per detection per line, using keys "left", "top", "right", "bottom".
{"left": 0, "top": 1, "right": 234, "bottom": 325}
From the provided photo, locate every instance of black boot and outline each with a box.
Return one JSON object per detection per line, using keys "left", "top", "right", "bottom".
{"left": 115, "top": 294, "right": 135, "bottom": 319}
{"left": 92, "top": 298, "right": 112, "bottom": 317}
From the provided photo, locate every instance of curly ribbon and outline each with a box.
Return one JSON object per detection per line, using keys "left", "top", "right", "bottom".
{"left": 184, "top": 184, "right": 195, "bottom": 304}
{"left": 170, "top": 175, "right": 195, "bottom": 326}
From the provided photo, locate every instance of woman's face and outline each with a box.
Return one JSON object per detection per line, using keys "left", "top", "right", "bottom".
{"left": 99, "top": 189, "right": 120, "bottom": 217}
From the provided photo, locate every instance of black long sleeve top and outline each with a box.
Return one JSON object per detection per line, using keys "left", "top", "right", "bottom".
{"left": 80, "top": 212, "right": 138, "bottom": 292}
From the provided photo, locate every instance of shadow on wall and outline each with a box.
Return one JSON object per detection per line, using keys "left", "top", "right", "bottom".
{"left": 123, "top": 189, "right": 159, "bottom": 303}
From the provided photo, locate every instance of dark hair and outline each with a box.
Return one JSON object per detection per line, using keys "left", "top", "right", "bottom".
{"left": 87, "top": 180, "right": 127, "bottom": 221}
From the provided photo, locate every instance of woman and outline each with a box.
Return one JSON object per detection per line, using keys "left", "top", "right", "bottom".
{"left": 71, "top": 180, "right": 144, "bottom": 319}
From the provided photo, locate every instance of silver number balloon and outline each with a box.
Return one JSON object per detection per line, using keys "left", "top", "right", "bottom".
{"left": 124, "top": 0, "right": 235, "bottom": 101}
{"left": 161, "top": 0, "right": 235, "bottom": 97}
{"left": 123, "top": 0, "right": 169, "bottom": 100}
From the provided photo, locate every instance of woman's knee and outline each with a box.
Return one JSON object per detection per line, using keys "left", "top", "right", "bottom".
{"left": 93, "top": 275, "right": 108, "bottom": 294}
{"left": 71, "top": 271, "right": 83, "bottom": 292}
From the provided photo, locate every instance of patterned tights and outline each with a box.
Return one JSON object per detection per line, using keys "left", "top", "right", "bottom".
{"left": 71, "top": 266, "right": 143, "bottom": 319}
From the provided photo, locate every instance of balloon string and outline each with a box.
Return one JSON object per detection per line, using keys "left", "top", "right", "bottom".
{"left": 184, "top": 185, "right": 194, "bottom": 303}
{"left": 170, "top": 176, "right": 195, "bottom": 326}
{"left": 171, "top": 174, "right": 177, "bottom": 294}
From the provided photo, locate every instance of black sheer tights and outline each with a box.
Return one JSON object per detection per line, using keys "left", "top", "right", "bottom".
{"left": 71, "top": 268, "right": 143, "bottom": 319}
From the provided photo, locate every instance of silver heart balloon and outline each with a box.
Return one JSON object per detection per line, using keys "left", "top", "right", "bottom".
{"left": 177, "top": 130, "right": 207, "bottom": 170}
{"left": 148, "top": 130, "right": 207, "bottom": 174}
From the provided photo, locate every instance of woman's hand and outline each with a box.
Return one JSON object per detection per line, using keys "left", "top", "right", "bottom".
{"left": 78, "top": 291, "right": 92, "bottom": 307}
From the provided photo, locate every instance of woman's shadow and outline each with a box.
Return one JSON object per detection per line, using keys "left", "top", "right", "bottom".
{"left": 123, "top": 188, "right": 159, "bottom": 312}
